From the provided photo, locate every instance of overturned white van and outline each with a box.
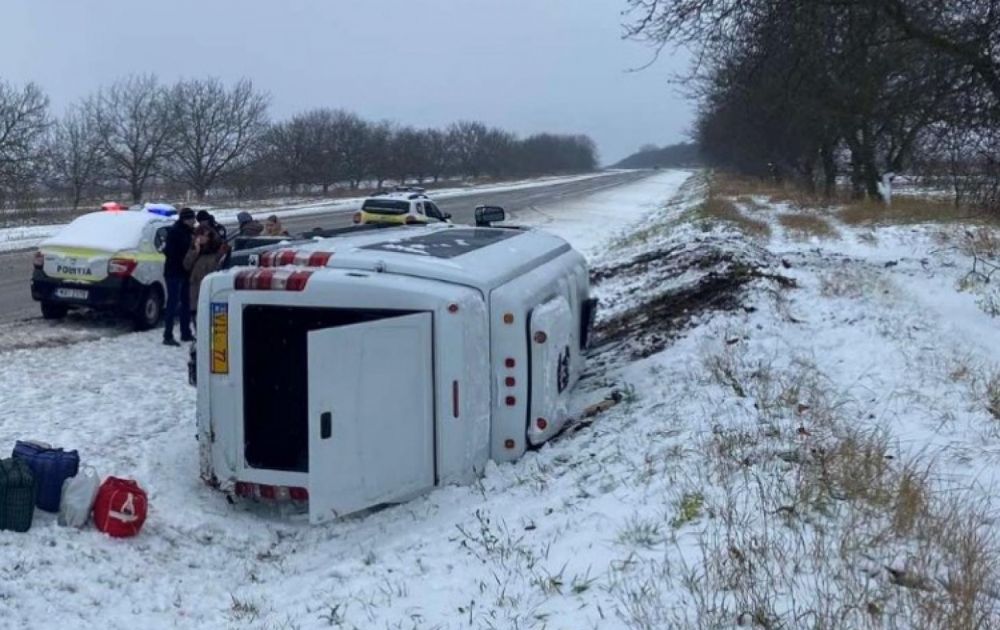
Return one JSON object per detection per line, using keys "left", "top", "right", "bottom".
{"left": 195, "top": 221, "right": 595, "bottom": 523}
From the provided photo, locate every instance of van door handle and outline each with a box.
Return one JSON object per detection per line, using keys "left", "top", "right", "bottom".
{"left": 320, "top": 412, "right": 332, "bottom": 439}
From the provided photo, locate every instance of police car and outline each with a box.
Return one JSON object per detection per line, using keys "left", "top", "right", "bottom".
{"left": 31, "top": 206, "right": 174, "bottom": 329}
{"left": 353, "top": 187, "right": 452, "bottom": 226}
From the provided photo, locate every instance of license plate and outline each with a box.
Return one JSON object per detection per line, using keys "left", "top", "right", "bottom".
{"left": 54, "top": 288, "right": 88, "bottom": 300}
{"left": 210, "top": 302, "right": 229, "bottom": 374}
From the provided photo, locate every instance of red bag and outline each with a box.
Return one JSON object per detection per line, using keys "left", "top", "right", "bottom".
{"left": 93, "top": 477, "right": 147, "bottom": 538}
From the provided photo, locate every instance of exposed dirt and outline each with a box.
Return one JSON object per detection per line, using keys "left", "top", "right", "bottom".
{"left": 588, "top": 239, "right": 795, "bottom": 363}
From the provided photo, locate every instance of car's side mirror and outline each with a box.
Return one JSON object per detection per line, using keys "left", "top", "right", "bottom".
{"left": 443, "top": 213, "right": 452, "bottom": 221}
{"left": 474, "top": 205, "right": 505, "bottom": 227}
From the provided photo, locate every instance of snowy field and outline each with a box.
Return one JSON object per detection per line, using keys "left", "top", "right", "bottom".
{"left": 0, "top": 171, "right": 623, "bottom": 253}
{"left": 3, "top": 169, "right": 1000, "bottom": 628}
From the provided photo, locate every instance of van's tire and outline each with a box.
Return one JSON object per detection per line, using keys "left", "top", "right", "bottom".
{"left": 133, "top": 285, "right": 164, "bottom": 331}
{"left": 40, "top": 301, "right": 68, "bottom": 320}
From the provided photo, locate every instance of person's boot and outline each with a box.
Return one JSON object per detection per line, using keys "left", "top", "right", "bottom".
{"left": 163, "top": 337, "right": 181, "bottom": 347}
{"left": 180, "top": 332, "right": 195, "bottom": 342}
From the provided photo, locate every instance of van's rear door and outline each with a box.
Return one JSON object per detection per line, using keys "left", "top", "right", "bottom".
{"left": 527, "top": 295, "right": 576, "bottom": 445}
{"left": 306, "top": 312, "right": 435, "bottom": 523}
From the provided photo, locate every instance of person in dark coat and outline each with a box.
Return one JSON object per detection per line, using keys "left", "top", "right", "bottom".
{"left": 236, "top": 211, "right": 264, "bottom": 237}
{"left": 196, "top": 209, "right": 227, "bottom": 241}
{"left": 162, "top": 207, "right": 196, "bottom": 346}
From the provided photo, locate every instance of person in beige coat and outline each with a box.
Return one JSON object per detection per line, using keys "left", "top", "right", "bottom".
{"left": 183, "top": 224, "right": 225, "bottom": 327}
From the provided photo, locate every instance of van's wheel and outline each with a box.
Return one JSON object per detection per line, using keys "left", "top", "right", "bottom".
{"left": 133, "top": 286, "right": 164, "bottom": 331}
{"left": 40, "top": 301, "right": 68, "bottom": 320}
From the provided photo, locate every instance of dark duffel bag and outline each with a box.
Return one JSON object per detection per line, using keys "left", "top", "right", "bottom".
{"left": 0, "top": 458, "right": 36, "bottom": 532}
{"left": 12, "top": 441, "right": 80, "bottom": 512}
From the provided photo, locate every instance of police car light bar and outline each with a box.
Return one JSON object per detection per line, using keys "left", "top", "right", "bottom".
{"left": 144, "top": 203, "right": 177, "bottom": 217}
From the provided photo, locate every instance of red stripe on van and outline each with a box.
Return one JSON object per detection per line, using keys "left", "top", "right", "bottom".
{"left": 234, "top": 269, "right": 313, "bottom": 291}
{"left": 258, "top": 249, "right": 333, "bottom": 268}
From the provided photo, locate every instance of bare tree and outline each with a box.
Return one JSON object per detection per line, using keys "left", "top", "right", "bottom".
{"left": 365, "top": 121, "right": 394, "bottom": 189}
{"left": 0, "top": 81, "right": 49, "bottom": 194}
{"left": 88, "top": 75, "right": 175, "bottom": 203}
{"left": 391, "top": 127, "right": 427, "bottom": 184}
{"left": 261, "top": 117, "right": 311, "bottom": 194}
{"left": 447, "top": 120, "right": 490, "bottom": 178}
{"left": 423, "top": 128, "right": 453, "bottom": 182}
{"left": 168, "top": 78, "right": 269, "bottom": 200}
{"left": 48, "top": 104, "right": 105, "bottom": 210}
{"left": 335, "top": 112, "right": 371, "bottom": 190}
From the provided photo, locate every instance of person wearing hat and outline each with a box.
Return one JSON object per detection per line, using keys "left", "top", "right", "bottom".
{"left": 236, "top": 211, "right": 264, "bottom": 237}
{"left": 196, "top": 209, "right": 227, "bottom": 241}
{"left": 162, "top": 207, "right": 197, "bottom": 346}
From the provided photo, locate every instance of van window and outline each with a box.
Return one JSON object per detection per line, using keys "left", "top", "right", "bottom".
{"left": 362, "top": 199, "right": 410, "bottom": 214}
{"left": 425, "top": 203, "right": 443, "bottom": 220}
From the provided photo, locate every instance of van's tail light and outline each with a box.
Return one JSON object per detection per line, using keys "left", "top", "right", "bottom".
{"left": 108, "top": 258, "right": 137, "bottom": 277}
{"left": 33, "top": 251, "right": 44, "bottom": 269}
{"left": 352, "top": 212, "right": 362, "bottom": 224}
{"left": 234, "top": 482, "right": 309, "bottom": 502}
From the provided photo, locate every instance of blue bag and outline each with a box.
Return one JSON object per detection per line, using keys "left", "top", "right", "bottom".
{"left": 12, "top": 441, "right": 80, "bottom": 512}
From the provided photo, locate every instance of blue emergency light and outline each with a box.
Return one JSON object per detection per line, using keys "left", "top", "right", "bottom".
{"left": 144, "top": 203, "right": 177, "bottom": 217}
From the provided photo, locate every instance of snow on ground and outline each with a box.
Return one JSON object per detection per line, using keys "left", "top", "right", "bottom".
{"left": 511, "top": 169, "right": 693, "bottom": 257}
{"left": 3, "top": 170, "right": 1000, "bottom": 628}
{"left": 0, "top": 171, "right": 623, "bottom": 254}
{"left": 0, "top": 224, "right": 66, "bottom": 253}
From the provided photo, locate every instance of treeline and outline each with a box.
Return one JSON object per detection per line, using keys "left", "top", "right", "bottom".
{"left": 0, "top": 75, "right": 598, "bottom": 209}
{"left": 625, "top": 0, "right": 1000, "bottom": 209}
{"left": 613, "top": 142, "right": 701, "bottom": 169}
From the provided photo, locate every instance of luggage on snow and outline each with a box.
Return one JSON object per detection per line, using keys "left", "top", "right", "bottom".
{"left": 93, "top": 477, "right": 147, "bottom": 538}
{"left": 58, "top": 467, "right": 101, "bottom": 528}
{"left": 12, "top": 440, "right": 80, "bottom": 512}
{"left": 0, "top": 458, "right": 36, "bottom": 532}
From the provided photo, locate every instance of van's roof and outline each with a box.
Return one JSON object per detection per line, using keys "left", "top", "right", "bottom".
{"left": 286, "top": 225, "right": 573, "bottom": 291}
{"left": 42, "top": 210, "right": 172, "bottom": 252}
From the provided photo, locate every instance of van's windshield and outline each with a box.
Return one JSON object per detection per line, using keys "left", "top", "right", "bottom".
{"left": 362, "top": 199, "right": 410, "bottom": 214}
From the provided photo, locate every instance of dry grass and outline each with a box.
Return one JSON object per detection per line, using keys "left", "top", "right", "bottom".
{"left": 838, "top": 196, "right": 979, "bottom": 226}
{"left": 667, "top": 340, "right": 1000, "bottom": 628}
{"left": 735, "top": 195, "right": 768, "bottom": 212}
{"left": 959, "top": 227, "right": 1000, "bottom": 259}
{"left": 777, "top": 212, "right": 839, "bottom": 240}
{"left": 710, "top": 171, "right": 835, "bottom": 211}
{"left": 693, "top": 196, "right": 772, "bottom": 239}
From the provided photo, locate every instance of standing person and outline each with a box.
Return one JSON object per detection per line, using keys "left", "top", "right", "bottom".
{"left": 196, "top": 210, "right": 227, "bottom": 241}
{"left": 236, "top": 211, "right": 264, "bottom": 236}
{"left": 183, "top": 224, "right": 223, "bottom": 327}
{"left": 162, "top": 207, "right": 196, "bottom": 346}
{"left": 263, "top": 214, "right": 289, "bottom": 237}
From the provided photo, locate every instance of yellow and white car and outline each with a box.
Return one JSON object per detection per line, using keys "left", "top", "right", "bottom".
{"left": 353, "top": 188, "right": 452, "bottom": 226}
{"left": 30, "top": 208, "right": 173, "bottom": 329}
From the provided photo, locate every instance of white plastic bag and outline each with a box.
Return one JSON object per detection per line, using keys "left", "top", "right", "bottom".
{"left": 58, "top": 467, "right": 100, "bottom": 528}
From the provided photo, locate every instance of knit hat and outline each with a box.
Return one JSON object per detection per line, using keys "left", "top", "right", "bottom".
{"left": 196, "top": 210, "right": 212, "bottom": 223}
{"left": 179, "top": 207, "right": 195, "bottom": 221}
{"left": 237, "top": 211, "right": 253, "bottom": 225}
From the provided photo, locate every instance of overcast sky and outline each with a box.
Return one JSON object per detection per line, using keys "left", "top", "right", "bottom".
{"left": 0, "top": 0, "right": 692, "bottom": 164}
